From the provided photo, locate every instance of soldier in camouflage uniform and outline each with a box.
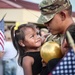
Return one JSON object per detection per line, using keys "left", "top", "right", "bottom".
{"left": 37, "top": 0, "right": 75, "bottom": 75}
{"left": 38, "top": 0, "right": 74, "bottom": 54}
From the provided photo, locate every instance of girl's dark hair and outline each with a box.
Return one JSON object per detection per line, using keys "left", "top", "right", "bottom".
{"left": 11, "top": 23, "right": 36, "bottom": 65}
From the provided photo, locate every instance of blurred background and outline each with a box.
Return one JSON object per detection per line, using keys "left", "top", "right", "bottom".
{"left": 0, "top": 0, "right": 75, "bottom": 30}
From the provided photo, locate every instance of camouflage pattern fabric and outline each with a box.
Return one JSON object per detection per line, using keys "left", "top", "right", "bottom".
{"left": 45, "top": 34, "right": 62, "bottom": 46}
{"left": 37, "top": 0, "right": 71, "bottom": 24}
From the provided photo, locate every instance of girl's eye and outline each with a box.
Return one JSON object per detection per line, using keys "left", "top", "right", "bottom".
{"left": 30, "top": 35, "right": 34, "bottom": 38}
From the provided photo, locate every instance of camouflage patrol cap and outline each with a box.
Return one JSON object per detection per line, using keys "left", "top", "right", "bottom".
{"left": 37, "top": 0, "right": 71, "bottom": 24}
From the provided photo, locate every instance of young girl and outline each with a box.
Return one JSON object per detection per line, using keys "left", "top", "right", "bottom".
{"left": 11, "top": 24, "right": 43, "bottom": 75}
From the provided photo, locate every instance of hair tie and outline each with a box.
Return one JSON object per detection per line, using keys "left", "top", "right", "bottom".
{"left": 14, "top": 22, "right": 20, "bottom": 30}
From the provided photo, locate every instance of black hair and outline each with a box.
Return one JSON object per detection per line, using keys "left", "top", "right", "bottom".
{"left": 11, "top": 23, "right": 36, "bottom": 65}
{"left": 65, "top": 24, "right": 75, "bottom": 46}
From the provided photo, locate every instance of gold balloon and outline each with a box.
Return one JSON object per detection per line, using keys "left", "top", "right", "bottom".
{"left": 40, "top": 41, "right": 63, "bottom": 63}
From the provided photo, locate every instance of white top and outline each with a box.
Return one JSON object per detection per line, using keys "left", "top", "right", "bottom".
{"left": 2, "top": 41, "right": 17, "bottom": 60}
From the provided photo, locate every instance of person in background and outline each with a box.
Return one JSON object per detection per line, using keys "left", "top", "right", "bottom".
{"left": 40, "top": 28, "right": 49, "bottom": 43}
{"left": 2, "top": 30, "right": 17, "bottom": 75}
{"left": 11, "top": 24, "right": 43, "bottom": 75}
{"left": 40, "top": 28, "right": 49, "bottom": 37}
{"left": 0, "top": 51, "right": 4, "bottom": 58}
{"left": 0, "top": 51, "right": 4, "bottom": 75}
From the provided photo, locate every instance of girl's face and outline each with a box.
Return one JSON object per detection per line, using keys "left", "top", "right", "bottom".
{"left": 24, "top": 27, "right": 42, "bottom": 48}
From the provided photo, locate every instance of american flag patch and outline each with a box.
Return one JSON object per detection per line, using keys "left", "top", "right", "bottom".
{"left": 0, "top": 18, "right": 5, "bottom": 51}
{"left": 49, "top": 49, "right": 75, "bottom": 75}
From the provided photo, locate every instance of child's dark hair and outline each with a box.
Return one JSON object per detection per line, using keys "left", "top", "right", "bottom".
{"left": 11, "top": 23, "right": 36, "bottom": 65}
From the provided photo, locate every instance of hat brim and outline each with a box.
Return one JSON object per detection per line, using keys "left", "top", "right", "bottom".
{"left": 37, "top": 14, "right": 55, "bottom": 24}
{"left": 28, "top": 22, "right": 46, "bottom": 28}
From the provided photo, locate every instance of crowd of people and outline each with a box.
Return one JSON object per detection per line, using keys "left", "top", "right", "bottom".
{"left": 0, "top": 0, "right": 75, "bottom": 75}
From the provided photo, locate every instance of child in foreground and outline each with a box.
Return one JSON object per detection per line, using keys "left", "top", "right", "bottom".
{"left": 11, "top": 24, "right": 43, "bottom": 75}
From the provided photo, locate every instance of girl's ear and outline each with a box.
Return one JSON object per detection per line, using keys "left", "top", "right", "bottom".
{"left": 18, "top": 40, "right": 25, "bottom": 47}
